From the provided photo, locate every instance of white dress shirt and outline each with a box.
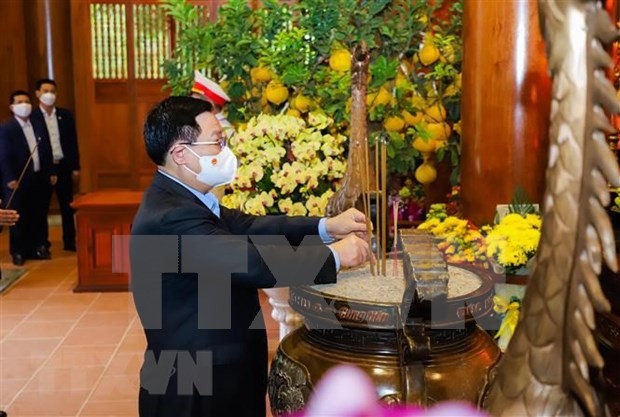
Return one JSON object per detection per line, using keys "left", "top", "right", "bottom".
{"left": 15, "top": 116, "right": 40, "bottom": 172}
{"left": 40, "top": 106, "right": 64, "bottom": 162}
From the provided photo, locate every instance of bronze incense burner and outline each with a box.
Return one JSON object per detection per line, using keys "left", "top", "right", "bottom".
{"left": 268, "top": 232, "right": 501, "bottom": 416}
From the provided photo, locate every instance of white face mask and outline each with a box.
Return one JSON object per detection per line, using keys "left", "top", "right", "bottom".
{"left": 40, "top": 92, "right": 56, "bottom": 106}
{"left": 184, "top": 145, "right": 238, "bottom": 188}
{"left": 11, "top": 102, "right": 32, "bottom": 118}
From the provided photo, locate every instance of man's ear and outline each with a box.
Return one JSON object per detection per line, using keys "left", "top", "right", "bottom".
{"left": 169, "top": 144, "right": 187, "bottom": 166}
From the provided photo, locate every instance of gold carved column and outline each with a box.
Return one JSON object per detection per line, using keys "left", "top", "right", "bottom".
{"left": 460, "top": 0, "right": 551, "bottom": 225}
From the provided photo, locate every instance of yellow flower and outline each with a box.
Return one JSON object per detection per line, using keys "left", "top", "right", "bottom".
{"left": 227, "top": 113, "right": 346, "bottom": 216}
{"left": 278, "top": 198, "right": 294, "bottom": 214}
{"left": 244, "top": 197, "right": 267, "bottom": 215}
{"left": 290, "top": 202, "right": 308, "bottom": 216}
{"left": 485, "top": 213, "right": 541, "bottom": 272}
{"left": 221, "top": 191, "right": 249, "bottom": 210}
{"left": 493, "top": 295, "right": 520, "bottom": 351}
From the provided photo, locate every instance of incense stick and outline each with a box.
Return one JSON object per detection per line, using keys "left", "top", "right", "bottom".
{"left": 381, "top": 140, "right": 387, "bottom": 276}
{"left": 375, "top": 141, "right": 380, "bottom": 274}
{"left": 393, "top": 200, "right": 399, "bottom": 276}
{"left": 362, "top": 138, "right": 375, "bottom": 276}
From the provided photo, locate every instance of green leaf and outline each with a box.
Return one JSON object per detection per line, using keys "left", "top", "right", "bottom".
{"left": 436, "top": 147, "right": 446, "bottom": 162}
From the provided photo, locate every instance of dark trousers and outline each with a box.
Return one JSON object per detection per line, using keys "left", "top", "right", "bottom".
{"left": 50, "top": 161, "right": 76, "bottom": 249}
{"left": 4, "top": 172, "right": 52, "bottom": 257}
{"left": 138, "top": 337, "right": 268, "bottom": 417}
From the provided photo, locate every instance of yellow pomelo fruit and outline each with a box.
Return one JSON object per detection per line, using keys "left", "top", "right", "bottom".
{"left": 424, "top": 103, "right": 447, "bottom": 122}
{"left": 426, "top": 122, "right": 452, "bottom": 142}
{"left": 374, "top": 87, "right": 392, "bottom": 107}
{"left": 265, "top": 81, "right": 289, "bottom": 105}
{"left": 292, "top": 94, "right": 313, "bottom": 113}
{"left": 384, "top": 116, "right": 405, "bottom": 132}
{"left": 419, "top": 43, "right": 440, "bottom": 66}
{"left": 286, "top": 108, "right": 301, "bottom": 118}
{"left": 455, "top": 73, "right": 462, "bottom": 89}
{"left": 402, "top": 110, "right": 423, "bottom": 126}
{"left": 415, "top": 162, "right": 437, "bottom": 184}
{"left": 329, "top": 49, "right": 352, "bottom": 72}
{"left": 412, "top": 137, "right": 436, "bottom": 153}
{"left": 251, "top": 66, "right": 273, "bottom": 83}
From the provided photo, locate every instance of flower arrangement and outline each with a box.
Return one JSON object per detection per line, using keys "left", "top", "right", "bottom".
{"left": 417, "top": 205, "right": 542, "bottom": 275}
{"left": 484, "top": 213, "right": 541, "bottom": 275}
{"left": 417, "top": 204, "right": 488, "bottom": 265}
{"left": 221, "top": 113, "right": 347, "bottom": 216}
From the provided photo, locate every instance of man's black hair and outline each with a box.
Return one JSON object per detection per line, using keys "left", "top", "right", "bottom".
{"left": 35, "top": 78, "right": 57, "bottom": 90}
{"left": 143, "top": 96, "right": 213, "bottom": 166}
{"left": 9, "top": 90, "right": 30, "bottom": 104}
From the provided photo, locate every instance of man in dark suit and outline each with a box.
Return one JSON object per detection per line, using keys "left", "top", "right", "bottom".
{"left": 0, "top": 90, "right": 56, "bottom": 265}
{"left": 131, "top": 96, "right": 371, "bottom": 417}
{"left": 31, "top": 78, "right": 80, "bottom": 251}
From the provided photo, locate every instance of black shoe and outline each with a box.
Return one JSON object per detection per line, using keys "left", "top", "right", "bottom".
{"left": 64, "top": 244, "right": 76, "bottom": 252}
{"left": 12, "top": 254, "right": 24, "bottom": 266}
{"left": 33, "top": 246, "right": 51, "bottom": 260}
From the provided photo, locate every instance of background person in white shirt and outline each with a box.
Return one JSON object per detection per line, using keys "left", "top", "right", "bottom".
{"left": 0, "top": 90, "right": 56, "bottom": 265}
{"left": 31, "top": 78, "right": 80, "bottom": 252}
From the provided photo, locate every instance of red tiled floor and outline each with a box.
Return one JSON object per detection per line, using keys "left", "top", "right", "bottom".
{"left": 0, "top": 225, "right": 283, "bottom": 416}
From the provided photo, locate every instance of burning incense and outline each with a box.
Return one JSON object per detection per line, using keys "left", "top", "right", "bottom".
{"left": 381, "top": 140, "right": 387, "bottom": 276}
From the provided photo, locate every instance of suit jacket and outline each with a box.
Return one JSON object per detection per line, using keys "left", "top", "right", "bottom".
{"left": 0, "top": 116, "right": 54, "bottom": 190}
{"left": 130, "top": 172, "right": 337, "bottom": 415}
{"left": 31, "top": 107, "right": 80, "bottom": 170}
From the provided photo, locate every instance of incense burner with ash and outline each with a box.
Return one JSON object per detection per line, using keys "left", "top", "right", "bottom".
{"left": 267, "top": 230, "right": 501, "bottom": 416}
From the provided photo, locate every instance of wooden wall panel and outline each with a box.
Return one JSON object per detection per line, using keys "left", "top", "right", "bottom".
{"left": 136, "top": 81, "right": 168, "bottom": 188}
{"left": 71, "top": 0, "right": 230, "bottom": 193}
{"left": 23, "top": 0, "right": 50, "bottom": 90}
{"left": 48, "top": 0, "right": 76, "bottom": 111}
{"left": 71, "top": 0, "right": 95, "bottom": 192}
{"left": 0, "top": 0, "right": 28, "bottom": 120}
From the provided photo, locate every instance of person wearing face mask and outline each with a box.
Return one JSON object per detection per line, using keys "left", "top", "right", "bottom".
{"left": 190, "top": 71, "right": 235, "bottom": 201}
{"left": 31, "top": 78, "right": 80, "bottom": 252}
{"left": 0, "top": 90, "right": 56, "bottom": 265}
{"left": 131, "top": 96, "right": 372, "bottom": 417}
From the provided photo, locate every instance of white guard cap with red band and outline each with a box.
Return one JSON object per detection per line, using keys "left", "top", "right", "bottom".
{"left": 191, "top": 70, "right": 231, "bottom": 107}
